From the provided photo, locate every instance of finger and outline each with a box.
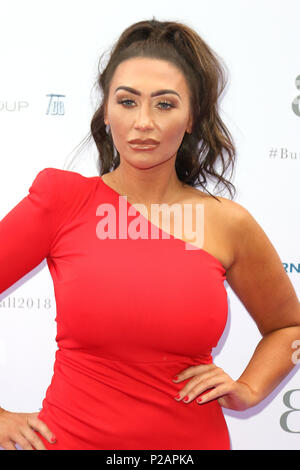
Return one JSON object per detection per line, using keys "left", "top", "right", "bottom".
{"left": 1, "top": 440, "right": 17, "bottom": 450}
{"left": 21, "top": 427, "right": 47, "bottom": 450}
{"left": 172, "top": 364, "right": 217, "bottom": 382}
{"left": 196, "top": 384, "right": 232, "bottom": 404}
{"left": 22, "top": 420, "right": 48, "bottom": 450}
{"left": 174, "top": 372, "right": 229, "bottom": 403}
{"left": 27, "top": 415, "right": 56, "bottom": 444}
{"left": 174, "top": 369, "right": 226, "bottom": 402}
{"left": 14, "top": 434, "right": 34, "bottom": 451}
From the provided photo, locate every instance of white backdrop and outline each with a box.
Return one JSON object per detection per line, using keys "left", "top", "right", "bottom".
{"left": 0, "top": 0, "right": 299, "bottom": 450}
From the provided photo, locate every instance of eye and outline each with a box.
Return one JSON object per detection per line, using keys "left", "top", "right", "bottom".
{"left": 117, "top": 99, "right": 135, "bottom": 107}
{"left": 158, "top": 101, "right": 174, "bottom": 110}
{"left": 117, "top": 99, "right": 175, "bottom": 110}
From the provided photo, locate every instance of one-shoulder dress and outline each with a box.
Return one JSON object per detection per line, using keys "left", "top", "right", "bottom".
{"left": 0, "top": 168, "right": 230, "bottom": 449}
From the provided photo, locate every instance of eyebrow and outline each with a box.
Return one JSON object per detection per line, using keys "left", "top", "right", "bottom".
{"left": 114, "top": 86, "right": 181, "bottom": 100}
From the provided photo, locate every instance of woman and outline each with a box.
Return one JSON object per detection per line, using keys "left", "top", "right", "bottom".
{"left": 0, "top": 18, "right": 299, "bottom": 450}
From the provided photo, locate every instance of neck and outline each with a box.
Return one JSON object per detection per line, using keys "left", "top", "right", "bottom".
{"left": 108, "top": 162, "right": 187, "bottom": 206}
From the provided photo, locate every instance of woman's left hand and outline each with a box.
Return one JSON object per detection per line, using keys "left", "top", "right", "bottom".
{"left": 172, "top": 363, "right": 259, "bottom": 411}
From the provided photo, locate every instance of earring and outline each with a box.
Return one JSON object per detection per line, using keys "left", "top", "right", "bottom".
{"left": 105, "top": 123, "right": 110, "bottom": 134}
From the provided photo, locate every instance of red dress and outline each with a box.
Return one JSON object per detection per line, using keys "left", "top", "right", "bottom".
{"left": 0, "top": 168, "right": 230, "bottom": 449}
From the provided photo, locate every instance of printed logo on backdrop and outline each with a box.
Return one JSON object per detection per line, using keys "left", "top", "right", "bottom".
{"left": 0, "top": 295, "right": 53, "bottom": 310}
{"left": 269, "top": 148, "right": 299, "bottom": 160}
{"left": 0, "top": 93, "right": 66, "bottom": 114}
{"left": 282, "top": 262, "right": 300, "bottom": 274}
{"left": 280, "top": 389, "right": 300, "bottom": 433}
{"left": 292, "top": 75, "right": 300, "bottom": 116}
{"left": 269, "top": 75, "right": 300, "bottom": 160}
{"left": 280, "top": 342, "right": 300, "bottom": 433}
{"left": 0, "top": 101, "right": 29, "bottom": 112}
{"left": 46, "top": 94, "right": 65, "bottom": 115}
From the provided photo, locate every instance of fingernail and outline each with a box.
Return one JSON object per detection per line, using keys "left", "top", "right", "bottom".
{"left": 174, "top": 393, "right": 181, "bottom": 400}
{"left": 183, "top": 395, "right": 189, "bottom": 402}
{"left": 196, "top": 397, "right": 202, "bottom": 403}
{"left": 172, "top": 376, "right": 179, "bottom": 381}
{"left": 50, "top": 436, "right": 56, "bottom": 443}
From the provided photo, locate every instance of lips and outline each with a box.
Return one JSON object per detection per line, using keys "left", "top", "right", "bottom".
{"left": 128, "top": 138, "right": 160, "bottom": 151}
{"left": 128, "top": 139, "right": 159, "bottom": 145}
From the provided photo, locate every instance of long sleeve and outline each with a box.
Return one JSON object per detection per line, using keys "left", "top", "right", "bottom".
{"left": 0, "top": 168, "right": 57, "bottom": 295}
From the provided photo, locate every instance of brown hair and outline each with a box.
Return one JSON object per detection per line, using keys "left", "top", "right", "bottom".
{"left": 69, "top": 17, "right": 237, "bottom": 201}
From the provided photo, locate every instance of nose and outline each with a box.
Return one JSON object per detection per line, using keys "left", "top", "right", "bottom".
{"left": 134, "top": 104, "right": 155, "bottom": 130}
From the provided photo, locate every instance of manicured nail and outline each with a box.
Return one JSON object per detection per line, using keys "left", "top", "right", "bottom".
{"left": 183, "top": 395, "right": 189, "bottom": 402}
{"left": 173, "top": 376, "right": 179, "bottom": 381}
{"left": 50, "top": 436, "right": 56, "bottom": 443}
{"left": 174, "top": 393, "right": 181, "bottom": 400}
{"left": 196, "top": 397, "right": 202, "bottom": 404}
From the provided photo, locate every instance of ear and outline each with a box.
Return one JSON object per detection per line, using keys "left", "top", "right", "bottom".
{"left": 186, "top": 114, "right": 193, "bottom": 134}
{"left": 104, "top": 103, "right": 109, "bottom": 126}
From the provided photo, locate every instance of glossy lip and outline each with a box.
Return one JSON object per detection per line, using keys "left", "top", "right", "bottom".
{"left": 128, "top": 143, "right": 159, "bottom": 151}
{"left": 128, "top": 139, "right": 160, "bottom": 145}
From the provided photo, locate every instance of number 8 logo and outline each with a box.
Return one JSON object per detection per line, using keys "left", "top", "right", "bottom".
{"left": 280, "top": 389, "right": 300, "bottom": 433}
{"left": 292, "top": 75, "right": 300, "bottom": 116}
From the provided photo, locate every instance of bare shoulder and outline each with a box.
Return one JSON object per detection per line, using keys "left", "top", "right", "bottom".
{"left": 187, "top": 185, "right": 246, "bottom": 215}
{"left": 197, "top": 191, "right": 255, "bottom": 235}
{"left": 203, "top": 192, "right": 250, "bottom": 224}
{"left": 214, "top": 196, "right": 300, "bottom": 334}
{"left": 209, "top": 195, "right": 274, "bottom": 254}
{"left": 204, "top": 193, "right": 272, "bottom": 265}
{"left": 188, "top": 188, "right": 249, "bottom": 270}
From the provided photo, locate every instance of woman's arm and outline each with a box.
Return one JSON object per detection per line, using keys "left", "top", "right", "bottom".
{"left": 171, "top": 201, "right": 300, "bottom": 410}
{"left": 0, "top": 168, "right": 56, "bottom": 295}
{"left": 225, "top": 202, "right": 300, "bottom": 405}
{"left": 0, "top": 168, "right": 58, "bottom": 449}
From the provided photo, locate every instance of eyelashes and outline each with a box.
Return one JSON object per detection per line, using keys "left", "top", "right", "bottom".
{"left": 117, "top": 99, "right": 175, "bottom": 110}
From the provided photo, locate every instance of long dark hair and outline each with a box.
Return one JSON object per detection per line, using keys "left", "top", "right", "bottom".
{"left": 68, "top": 17, "right": 237, "bottom": 201}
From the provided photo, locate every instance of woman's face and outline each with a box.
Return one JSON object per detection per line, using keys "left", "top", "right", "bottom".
{"left": 104, "top": 57, "right": 193, "bottom": 170}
